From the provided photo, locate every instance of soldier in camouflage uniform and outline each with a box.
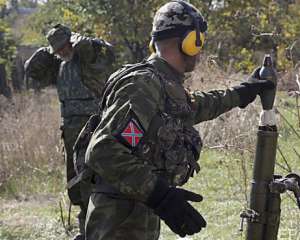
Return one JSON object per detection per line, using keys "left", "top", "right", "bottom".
{"left": 24, "top": 24, "right": 115, "bottom": 240}
{"left": 84, "top": 1, "right": 275, "bottom": 239}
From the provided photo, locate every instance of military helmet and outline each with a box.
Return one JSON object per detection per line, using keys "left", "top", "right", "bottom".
{"left": 150, "top": 1, "right": 207, "bottom": 56}
{"left": 46, "top": 24, "right": 71, "bottom": 54}
{"left": 151, "top": 0, "right": 207, "bottom": 41}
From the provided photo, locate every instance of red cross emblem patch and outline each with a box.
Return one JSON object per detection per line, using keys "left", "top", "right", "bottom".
{"left": 115, "top": 116, "right": 144, "bottom": 149}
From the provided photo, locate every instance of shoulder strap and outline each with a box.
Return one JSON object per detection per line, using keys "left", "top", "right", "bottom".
{"left": 100, "top": 61, "right": 156, "bottom": 111}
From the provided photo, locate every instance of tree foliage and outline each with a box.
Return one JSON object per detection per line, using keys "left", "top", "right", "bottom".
{"left": 28, "top": 0, "right": 168, "bottom": 64}
{"left": 191, "top": 0, "right": 300, "bottom": 71}
{"left": 0, "top": 21, "right": 15, "bottom": 64}
{"left": 0, "top": 3, "right": 16, "bottom": 65}
{"left": 28, "top": 0, "right": 300, "bottom": 71}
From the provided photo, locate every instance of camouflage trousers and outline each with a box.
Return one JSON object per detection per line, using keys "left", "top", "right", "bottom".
{"left": 85, "top": 193, "right": 160, "bottom": 240}
{"left": 61, "top": 116, "right": 92, "bottom": 236}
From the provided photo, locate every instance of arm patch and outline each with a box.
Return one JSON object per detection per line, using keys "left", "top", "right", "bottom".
{"left": 114, "top": 111, "right": 145, "bottom": 150}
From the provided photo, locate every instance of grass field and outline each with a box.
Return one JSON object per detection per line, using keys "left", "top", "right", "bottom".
{"left": 0, "top": 76, "right": 300, "bottom": 239}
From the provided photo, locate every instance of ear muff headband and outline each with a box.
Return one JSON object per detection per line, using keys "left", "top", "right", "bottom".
{"left": 172, "top": 0, "right": 205, "bottom": 56}
{"left": 149, "top": 39, "right": 155, "bottom": 53}
{"left": 181, "top": 31, "right": 205, "bottom": 56}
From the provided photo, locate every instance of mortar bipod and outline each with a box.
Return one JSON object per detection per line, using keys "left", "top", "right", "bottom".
{"left": 239, "top": 173, "right": 300, "bottom": 233}
{"left": 269, "top": 173, "right": 300, "bottom": 208}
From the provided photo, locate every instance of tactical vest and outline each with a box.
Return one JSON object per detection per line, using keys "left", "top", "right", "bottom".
{"left": 101, "top": 60, "right": 202, "bottom": 187}
{"left": 69, "top": 63, "right": 150, "bottom": 189}
{"left": 57, "top": 55, "right": 99, "bottom": 118}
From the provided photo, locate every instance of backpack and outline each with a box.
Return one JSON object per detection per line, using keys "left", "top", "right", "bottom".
{"left": 67, "top": 61, "right": 157, "bottom": 189}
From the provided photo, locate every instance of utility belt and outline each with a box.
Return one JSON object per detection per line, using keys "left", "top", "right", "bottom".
{"left": 60, "top": 98, "right": 99, "bottom": 118}
{"left": 92, "top": 170, "right": 178, "bottom": 199}
{"left": 92, "top": 171, "right": 177, "bottom": 199}
{"left": 93, "top": 175, "right": 131, "bottom": 200}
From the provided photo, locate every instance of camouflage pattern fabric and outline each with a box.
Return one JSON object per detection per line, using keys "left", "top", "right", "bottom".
{"left": 62, "top": 116, "right": 91, "bottom": 202}
{"left": 85, "top": 55, "right": 241, "bottom": 239}
{"left": 25, "top": 33, "right": 115, "bottom": 239}
{"left": 70, "top": 33, "right": 115, "bottom": 98}
{"left": 24, "top": 47, "right": 61, "bottom": 90}
{"left": 47, "top": 24, "right": 72, "bottom": 54}
{"left": 86, "top": 193, "right": 160, "bottom": 240}
{"left": 62, "top": 116, "right": 92, "bottom": 236}
{"left": 153, "top": 1, "right": 198, "bottom": 31}
{"left": 152, "top": 1, "right": 207, "bottom": 38}
{"left": 57, "top": 55, "right": 99, "bottom": 119}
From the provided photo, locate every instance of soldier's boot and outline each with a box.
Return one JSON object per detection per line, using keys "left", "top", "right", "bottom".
{"left": 74, "top": 204, "right": 87, "bottom": 240}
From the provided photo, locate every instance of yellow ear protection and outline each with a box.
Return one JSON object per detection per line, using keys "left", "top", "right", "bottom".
{"left": 149, "top": 39, "right": 156, "bottom": 54}
{"left": 150, "top": 0, "right": 207, "bottom": 56}
{"left": 174, "top": 0, "right": 206, "bottom": 56}
{"left": 181, "top": 30, "right": 205, "bottom": 56}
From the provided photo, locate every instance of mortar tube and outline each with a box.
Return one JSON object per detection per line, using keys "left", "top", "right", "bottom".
{"left": 264, "top": 192, "right": 281, "bottom": 240}
{"left": 246, "top": 126, "right": 278, "bottom": 240}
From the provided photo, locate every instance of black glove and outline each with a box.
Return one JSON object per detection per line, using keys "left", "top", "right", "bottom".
{"left": 233, "top": 68, "right": 275, "bottom": 108}
{"left": 146, "top": 179, "right": 206, "bottom": 237}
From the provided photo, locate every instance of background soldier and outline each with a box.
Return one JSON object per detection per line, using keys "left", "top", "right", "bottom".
{"left": 84, "top": 1, "right": 275, "bottom": 239}
{"left": 24, "top": 24, "right": 115, "bottom": 240}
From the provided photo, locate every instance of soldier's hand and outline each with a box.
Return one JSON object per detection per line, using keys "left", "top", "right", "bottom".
{"left": 146, "top": 179, "right": 206, "bottom": 237}
{"left": 248, "top": 67, "right": 261, "bottom": 82}
{"left": 254, "top": 65, "right": 277, "bottom": 110}
{"left": 233, "top": 68, "right": 275, "bottom": 108}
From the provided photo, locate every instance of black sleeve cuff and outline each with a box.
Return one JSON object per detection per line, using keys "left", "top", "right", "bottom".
{"left": 146, "top": 178, "right": 170, "bottom": 209}
{"left": 233, "top": 83, "right": 255, "bottom": 108}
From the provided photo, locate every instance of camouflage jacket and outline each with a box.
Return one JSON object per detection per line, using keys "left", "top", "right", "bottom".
{"left": 24, "top": 47, "right": 61, "bottom": 90}
{"left": 24, "top": 33, "right": 115, "bottom": 118}
{"left": 86, "top": 55, "right": 241, "bottom": 202}
{"left": 69, "top": 33, "right": 115, "bottom": 98}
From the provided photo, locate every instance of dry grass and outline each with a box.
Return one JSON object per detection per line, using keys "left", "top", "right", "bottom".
{"left": 0, "top": 56, "right": 292, "bottom": 197}
{"left": 0, "top": 57, "right": 300, "bottom": 240}
{"left": 0, "top": 57, "right": 260, "bottom": 196}
{"left": 0, "top": 88, "right": 63, "bottom": 197}
{"left": 187, "top": 55, "right": 259, "bottom": 152}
